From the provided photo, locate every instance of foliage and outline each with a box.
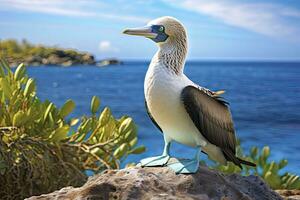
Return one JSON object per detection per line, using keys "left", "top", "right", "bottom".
{"left": 0, "top": 39, "right": 94, "bottom": 66}
{"left": 210, "top": 141, "right": 300, "bottom": 190}
{"left": 0, "top": 59, "right": 145, "bottom": 199}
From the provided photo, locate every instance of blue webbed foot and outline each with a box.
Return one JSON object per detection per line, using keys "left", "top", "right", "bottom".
{"left": 167, "top": 158, "right": 199, "bottom": 174}
{"left": 140, "top": 136, "right": 171, "bottom": 167}
{"left": 140, "top": 155, "right": 170, "bottom": 167}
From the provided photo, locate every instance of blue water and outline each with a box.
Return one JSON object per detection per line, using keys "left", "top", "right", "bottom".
{"left": 27, "top": 61, "right": 300, "bottom": 174}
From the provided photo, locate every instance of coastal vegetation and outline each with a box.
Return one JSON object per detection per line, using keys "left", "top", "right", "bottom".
{"left": 0, "top": 39, "right": 95, "bottom": 66}
{"left": 0, "top": 59, "right": 145, "bottom": 199}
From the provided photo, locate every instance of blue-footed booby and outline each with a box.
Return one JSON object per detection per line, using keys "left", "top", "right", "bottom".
{"left": 123, "top": 16, "right": 256, "bottom": 174}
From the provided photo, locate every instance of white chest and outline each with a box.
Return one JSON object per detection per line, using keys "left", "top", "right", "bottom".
{"left": 144, "top": 62, "right": 181, "bottom": 113}
{"left": 144, "top": 61, "right": 205, "bottom": 147}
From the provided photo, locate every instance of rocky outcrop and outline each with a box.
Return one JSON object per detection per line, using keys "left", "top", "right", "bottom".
{"left": 1, "top": 39, "right": 98, "bottom": 67}
{"left": 26, "top": 166, "right": 283, "bottom": 200}
{"left": 96, "top": 58, "right": 123, "bottom": 67}
{"left": 1, "top": 39, "right": 125, "bottom": 67}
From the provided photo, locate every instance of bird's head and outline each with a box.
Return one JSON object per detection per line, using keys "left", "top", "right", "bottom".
{"left": 123, "top": 16, "right": 187, "bottom": 47}
{"left": 123, "top": 16, "right": 188, "bottom": 74}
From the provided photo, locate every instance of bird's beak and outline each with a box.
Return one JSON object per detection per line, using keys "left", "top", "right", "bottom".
{"left": 122, "top": 26, "right": 157, "bottom": 39}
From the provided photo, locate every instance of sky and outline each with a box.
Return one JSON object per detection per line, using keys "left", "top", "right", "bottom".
{"left": 0, "top": 0, "right": 300, "bottom": 60}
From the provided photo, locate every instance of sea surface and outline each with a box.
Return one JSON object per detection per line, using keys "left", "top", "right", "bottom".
{"left": 27, "top": 61, "right": 300, "bottom": 174}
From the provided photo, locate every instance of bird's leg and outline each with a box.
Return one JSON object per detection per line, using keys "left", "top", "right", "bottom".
{"left": 140, "top": 135, "right": 171, "bottom": 167}
{"left": 167, "top": 146, "right": 201, "bottom": 174}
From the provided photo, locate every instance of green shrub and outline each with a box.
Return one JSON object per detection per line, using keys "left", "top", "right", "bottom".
{"left": 0, "top": 59, "right": 145, "bottom": 199}
{"left": 211, "top": 141, "right": 300, "bottom": 189}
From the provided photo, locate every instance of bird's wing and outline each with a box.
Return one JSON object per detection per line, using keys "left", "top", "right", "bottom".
{"left": 145, "top": 100, "right": 162, "bottom": 132}
{"left": 181, "top": 85, "right": 239, "bottom": 164}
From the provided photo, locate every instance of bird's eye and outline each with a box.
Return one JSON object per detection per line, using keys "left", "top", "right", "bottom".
{"left": 159, "top": 26, "right": 164, "bottom": 32}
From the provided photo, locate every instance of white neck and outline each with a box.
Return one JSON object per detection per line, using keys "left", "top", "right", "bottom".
{"left": 152, "top": 37, "right": 187, "bottom": 75}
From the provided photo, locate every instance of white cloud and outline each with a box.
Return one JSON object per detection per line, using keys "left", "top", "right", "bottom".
{"left": 0, "top": 0, "right": 149, "bottom": 23}
{"left": 99, "top": 40, "right": 119, "bottom": 53}
{"left": 0, "top": 0, "right": 95, "bottom": 16}
{"left": 166, "top": 0, "right": 300, "bottom": 38}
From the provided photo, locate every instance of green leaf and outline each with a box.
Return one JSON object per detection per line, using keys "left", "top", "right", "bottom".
{"left": 26, "top": 106, "right": 39, "bottom": 122}
{"left": 79, "top": 118, "right": 92, "bottom": 134}
{"left": 23, "top": 78, "right": 35, "bottom": 97}
{"left": 0, "top": 59, "right": 11, "bottom": 72}
{"left": 119, "top": 118, "right": 135, "bottom": 134}
{"left": 113, "top": 143, "right": 128, "bottom": 159}
{"left": 48, "top": 112, "right": 54, "bottom": 127}
{"left": 14, "top": 63, "right": 26, "bottom": 80}
{"left": 250, "top": 147, "right": 258, "bottom": 159}
{"left": 268, "top": 161, "right": 278, "bottom": 174}
{"left": 43, "top": 103, "right": 53, "bottom": 122}
{"left": 125, "top": 130, "right": 136, "bottom": 142}
{"left": 99, "top": 107, "right": 111, "bottom": 125}
{"left": 129, "top": 146, "right": 145, "bottom": 154}
{"left": 279, "top": 159, "right": 288, "bottom": 169}
{"left": 90, "top": 96, "right": 100, "bottom": 114}
{"left": 59, "top": 99, "right": 75, "bottom": 117}
{"left": 50, "top": 125, "right": 70, "bottom": 142}
{"left": 262, "top": 146, "right": 270, "bottom": 158}
{"left": 0, "top": 78, "right": 12, "bottom": 98}
{"left": 75, "top": 132, "right": 88, "bottom": 142}
{"left": 13, "top": 111, "right": 27, "bottom": 126}
{"left": 288, "top": 175, "right": 299, "bottom": 188}
{"left": 129, "top": 137, "right": 137, "bottom": 147}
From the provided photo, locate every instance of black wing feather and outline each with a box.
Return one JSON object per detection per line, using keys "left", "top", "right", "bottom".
{"left": 181, "top": 85, "right": 255, "bottom": 168}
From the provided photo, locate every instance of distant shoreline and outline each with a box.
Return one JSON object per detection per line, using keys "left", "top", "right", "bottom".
{"left": 0, "top": 39, "right": 122, "bottom": 67}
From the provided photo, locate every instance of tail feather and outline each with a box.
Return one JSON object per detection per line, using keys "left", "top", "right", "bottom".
{"left": 222, "top": 149, "right": 256, "bottom": 169}
{"left": 238, "top": 158, "right": 256, "bottom": 167}
{"left": 222, "top": 149, "right": 242, "bottom": 169}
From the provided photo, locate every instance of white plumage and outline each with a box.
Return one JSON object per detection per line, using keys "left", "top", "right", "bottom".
{"left": 145, "top": 51, "right": 226, "bottom": 164}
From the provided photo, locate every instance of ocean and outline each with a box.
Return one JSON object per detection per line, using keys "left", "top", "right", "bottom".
{"left": 27, "top": 61, "right": 300, "bottom": 174}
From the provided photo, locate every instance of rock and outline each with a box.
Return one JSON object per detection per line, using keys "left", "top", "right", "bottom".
{"left": 82, "top": 53, "right": 95, "bottom": 65}
{"left": 53, "top": 50, "right": 66, "bottom": 57}
{"left": 26, "top": 166, "right": 283, "bottom": 200}
{"left": 42, "top": 58, "right": 49, "bottom": 65}
{"left": 97, "top": 58, "right": 122, "bottom": 67}
{"left": 61, "top": 60, "right": 73, "bottom": 67}
{"left": 47, "top": 54, "right": 63, "bottom": 65}
{"left": 276, "top": 190, "right": 300, "bottom": 200}
{"left": 25, "top": 55, "right": 42, "bottom": 63}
